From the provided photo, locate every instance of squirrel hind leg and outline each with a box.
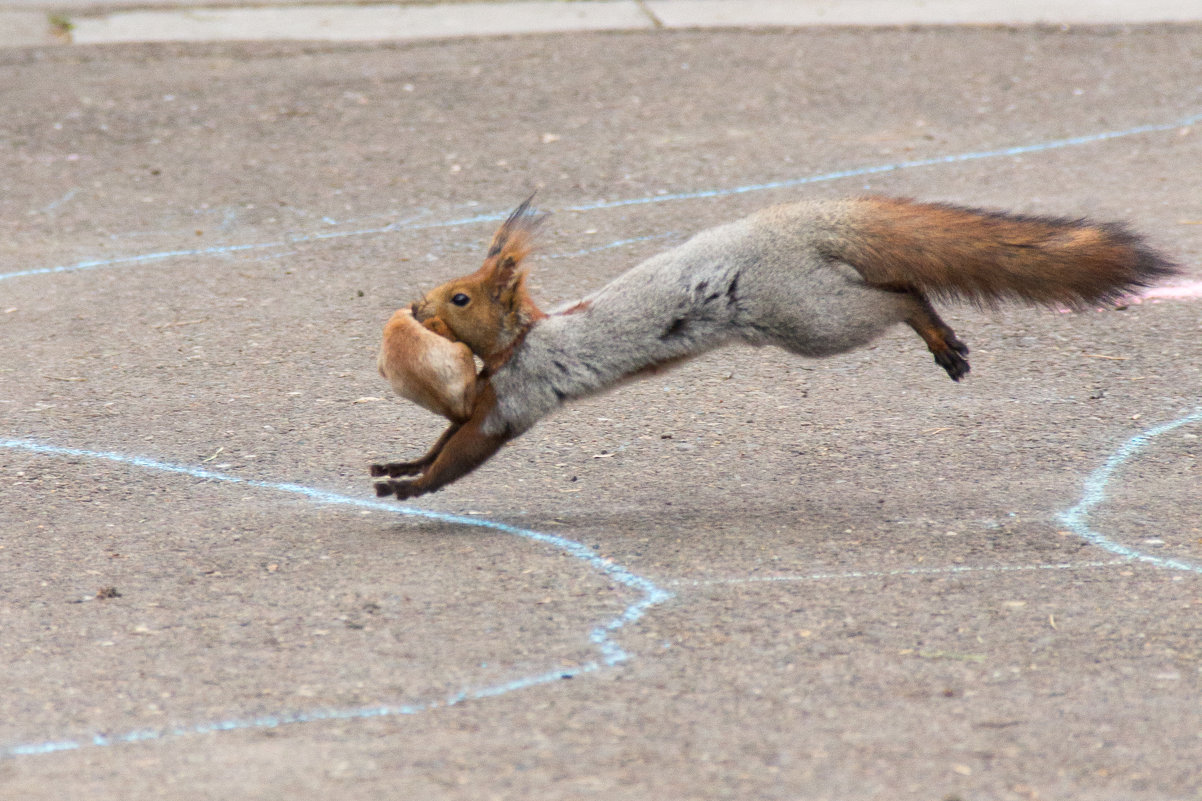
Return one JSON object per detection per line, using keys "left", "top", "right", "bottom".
{"left": 903, "top": 292, "right": 971, "bottom": 382}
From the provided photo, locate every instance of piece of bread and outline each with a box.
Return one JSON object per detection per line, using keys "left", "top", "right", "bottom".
{"left": 378, "top": 308, "right": 478, "bottom": 422}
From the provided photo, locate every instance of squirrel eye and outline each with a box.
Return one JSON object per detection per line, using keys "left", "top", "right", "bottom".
{"left": 450, "top": 293, "right": 470, "bottom": 307}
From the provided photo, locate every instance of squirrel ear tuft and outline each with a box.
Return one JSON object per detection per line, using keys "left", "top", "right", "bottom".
{"left": 486, "top": 192, "right": 548, "bottom": 281}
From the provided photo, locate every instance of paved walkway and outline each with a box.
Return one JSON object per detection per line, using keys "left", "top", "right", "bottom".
{"left": 3, "top": 9, "right": 1200, "bottom": 799}
{"left": 3, "top": 0, "right": 1202, "bottom": 48}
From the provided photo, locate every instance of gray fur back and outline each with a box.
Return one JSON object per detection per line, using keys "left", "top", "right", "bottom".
{"left": 485, "top": 201, "right": 911, "bottom": 436}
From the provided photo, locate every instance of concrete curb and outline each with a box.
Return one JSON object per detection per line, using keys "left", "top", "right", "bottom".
{"left": 71, "top": 1, "right": 652, "bottom": 45}
{"left": 0, "top": 10, "right": 61, "bottom": 46}
{"left": 646, "top": 0, "right": 1202, "bottom": 28}
{"left": 3, "top": 0, "right": 1201, "bottom": 48}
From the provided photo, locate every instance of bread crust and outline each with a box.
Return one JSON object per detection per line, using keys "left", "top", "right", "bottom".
{"left": 377, "top": 308, "right": 477, "bottom": 422}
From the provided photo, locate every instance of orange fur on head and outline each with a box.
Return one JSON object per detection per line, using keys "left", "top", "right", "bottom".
{"left": 412, "top": 194, "right": 549, "bottom": 366}
{"left": 484, "top": 193, "right": 547, "bottom": 276}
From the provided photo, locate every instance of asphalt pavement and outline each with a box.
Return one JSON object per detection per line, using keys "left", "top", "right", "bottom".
{"left": 2, "top": 6, "right": 1201, "bottom": 800}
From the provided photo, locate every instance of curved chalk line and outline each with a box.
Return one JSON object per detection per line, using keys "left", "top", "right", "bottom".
{"left": 684, "top": 410, "right": 1202, "bottom": 589}
{"left": 1059, "top": 409, "right": 1202, "bottom": 573}
{"left": 0, "top": 437, "right": 671, "bottom": 759}
{"left": 5, "top": 408, "right": 1200, "bottom": 756}
{"left": 3, "top": 109, "right": 1199, "bottom": 283}
{"left": 2, "top": 106, "right": 1198, "bottom": 758}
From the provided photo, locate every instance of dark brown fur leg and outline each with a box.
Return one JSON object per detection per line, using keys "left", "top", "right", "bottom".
{"left": 374, "top": 382, "right": 509, "bottom": 500}
{"left": 374, "top": 422, "right": 508, "bottom": 499}
{"left": 904, "top": 292, "right": 970, "bottom": 381}
{"left": 370, "top": 423, "right": 461, "bottom": 478}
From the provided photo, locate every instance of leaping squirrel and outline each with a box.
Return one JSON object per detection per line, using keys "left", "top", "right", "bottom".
{"left": 372, "top": 194, "right": 1176, "bottom": 499}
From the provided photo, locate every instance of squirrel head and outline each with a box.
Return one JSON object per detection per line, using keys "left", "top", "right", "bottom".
{"left": 413, "top": 195, "right": 548, "bottom": 365}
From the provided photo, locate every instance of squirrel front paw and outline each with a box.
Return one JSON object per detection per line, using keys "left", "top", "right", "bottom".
{"left": 374, "top": 478, "right": 429, "bottom": 500}
{"left": 369, "top": 460, "right": 427, "bottom": 478}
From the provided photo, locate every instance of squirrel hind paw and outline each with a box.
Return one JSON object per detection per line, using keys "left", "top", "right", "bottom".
{"left": 934, "top": 348, "right": 971, "bottom": 382}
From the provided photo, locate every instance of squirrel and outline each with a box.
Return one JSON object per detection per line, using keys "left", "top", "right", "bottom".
{"left": 371, "top": 194, "right": 1176, "bottom": 499}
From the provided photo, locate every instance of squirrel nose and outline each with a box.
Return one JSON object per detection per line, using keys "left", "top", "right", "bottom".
{"left": 411, "top": 299, "right": 440, "bottom": 324}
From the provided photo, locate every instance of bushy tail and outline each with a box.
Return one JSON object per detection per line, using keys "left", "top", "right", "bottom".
{"left": 831, "top": 196, "right": 1178, "bottom": 307}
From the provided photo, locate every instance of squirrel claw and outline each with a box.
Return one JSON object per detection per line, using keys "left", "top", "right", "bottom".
{"left": 934, "top": 335, "right": 971, "bottom": 382}
{"left": 374, "top": 478, "right": 428, "bottom": 500}
{"left": 935, "top": 349, "right": 971, "bottom": 382}
{"left": 370, "top": 460, "right": 426, "bottom": 478}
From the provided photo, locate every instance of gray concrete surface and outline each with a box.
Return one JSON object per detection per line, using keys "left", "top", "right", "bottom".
{"left": 2, "top": 17, "right": 1202, "bottom": 801}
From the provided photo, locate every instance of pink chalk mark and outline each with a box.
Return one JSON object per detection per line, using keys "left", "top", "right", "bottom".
{"left": 1057, "top": 279, "right": 1202, "bottom": 312}
{"left": 1137, "top": 279, "right": 1202, "bottom": 301}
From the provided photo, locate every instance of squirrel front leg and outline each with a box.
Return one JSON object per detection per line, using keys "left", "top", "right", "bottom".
{"left": 369, "top": 422, "right": 462, "bottom": 478}
{"left": 374, "top": 381, "right": 510, "bottom": 499}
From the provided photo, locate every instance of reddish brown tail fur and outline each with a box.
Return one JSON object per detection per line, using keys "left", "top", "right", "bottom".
{"left": 833, "top": 197, "right": 1178, "bottom": 308}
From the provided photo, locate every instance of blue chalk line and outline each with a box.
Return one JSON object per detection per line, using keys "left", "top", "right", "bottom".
{"left": 4, "top": 408, "right": 1199, "bottom": 756}
{"left": 0, "top": 211, "right": 438, "bottom": 281}
{"left": 0, "top": 437, "right": 671, "bottom": 759}
{"left": 545, "top": 232, "right": 680, "bottom": 259}
{"left": 3, "top": 109, "right": 1199, "bottom": 283}
{"left": 1059, "top": 410, "right": 1202, "bottom": 573}
{"left": 3, "top": 107, "right": 1199, "bottom": 758}
{"left": 566, "top": 112, "right": 1202, "bottom": 212}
